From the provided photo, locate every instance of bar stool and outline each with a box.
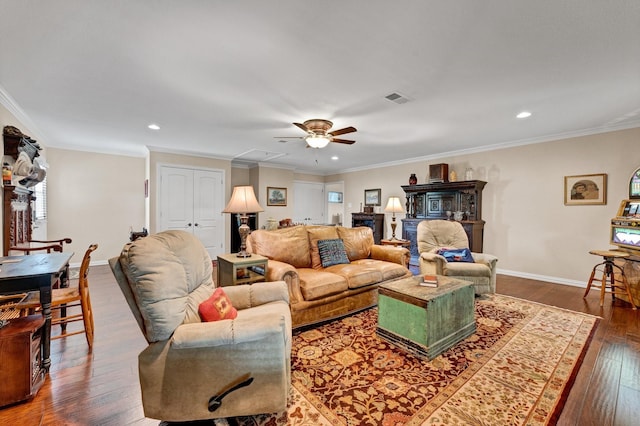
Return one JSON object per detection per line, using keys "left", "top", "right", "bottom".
{"left": 583, "top": 249, "right": 637, "bottom": 310}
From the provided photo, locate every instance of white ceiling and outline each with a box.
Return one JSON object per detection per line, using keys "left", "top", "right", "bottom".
{"left": 1, "top": 1, "right": 639, "bottom": 175}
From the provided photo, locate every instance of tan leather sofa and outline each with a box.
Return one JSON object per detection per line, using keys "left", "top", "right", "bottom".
{"left": 247, "top": 225, "right": 412, "bottom": 328}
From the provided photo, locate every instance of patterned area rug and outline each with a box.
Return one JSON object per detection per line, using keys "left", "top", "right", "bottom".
{"left": 204, "top": 294, "right": 598, "bottom": 425}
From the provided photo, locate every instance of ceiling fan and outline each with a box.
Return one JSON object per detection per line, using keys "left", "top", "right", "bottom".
{"left": 277, "top": 119, "right": 357, "bottom": 148}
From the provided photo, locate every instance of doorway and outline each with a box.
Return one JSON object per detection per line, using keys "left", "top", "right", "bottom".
{"left": 158, "top": 165, "right": 224, "bottom": 258}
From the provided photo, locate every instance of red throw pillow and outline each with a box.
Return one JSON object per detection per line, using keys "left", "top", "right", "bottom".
{"left": 199, "top": 287, "right": 238, "bottom": 322}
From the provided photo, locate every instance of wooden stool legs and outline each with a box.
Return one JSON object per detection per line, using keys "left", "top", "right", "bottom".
{"left": 584, "top": 256, "right": 637, "bottom": 310}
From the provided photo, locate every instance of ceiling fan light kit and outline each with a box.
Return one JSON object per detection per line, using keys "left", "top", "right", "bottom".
{"left": 277, "top": 118, "right": 357, "bottom": 148}
{"left": 305, "top": 134, "right": 331, "bottom": 148}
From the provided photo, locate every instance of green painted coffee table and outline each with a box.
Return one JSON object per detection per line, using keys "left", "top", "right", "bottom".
{"left": 377, "top": 275, "right": 476, "bottom": 360}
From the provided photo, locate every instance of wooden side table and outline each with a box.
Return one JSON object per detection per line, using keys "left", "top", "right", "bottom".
{"left": 380, "top": 239, "right": 411, "bottom": 248}
{"left": 0, "top": 315, "right": 46, "bottom": 407}
{"left": 217, "top": 253, "right": 268, "bottom": 286}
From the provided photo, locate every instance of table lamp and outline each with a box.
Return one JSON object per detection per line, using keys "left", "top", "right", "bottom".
{"left": 384, "top": 196, "right": 405, "bottom": 240}
{"left": 222, "top": 186, "right": 264, "bottom": 257}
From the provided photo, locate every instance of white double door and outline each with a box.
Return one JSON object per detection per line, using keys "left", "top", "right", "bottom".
{"left": 293, "top": 181, "right": 326, "bottom": 224}
{"left": 159, "top": 166, "right": 224, "bottom": 258}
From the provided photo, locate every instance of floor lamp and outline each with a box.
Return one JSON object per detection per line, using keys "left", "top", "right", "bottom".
{"left": 384, "top": 196, "right": 405, "bottom": 241}
{"left": 222, "top": 186, "right": 264, "bottom": 257}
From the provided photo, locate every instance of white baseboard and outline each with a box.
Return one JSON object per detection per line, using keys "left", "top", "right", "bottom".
{"left": 496, "top": 268, "right": 585, "bottom": 288}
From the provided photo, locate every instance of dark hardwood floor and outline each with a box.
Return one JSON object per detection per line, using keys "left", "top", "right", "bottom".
{"left": 1, "top": 266, "right": 638, "bottom": 425}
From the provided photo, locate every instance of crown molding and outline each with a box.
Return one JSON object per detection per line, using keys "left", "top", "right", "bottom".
{"left": 0, "top": 84, "right": 45, "bottom": 142}
{"left": 335, "top": 121, "right": 640, "bottom": 175}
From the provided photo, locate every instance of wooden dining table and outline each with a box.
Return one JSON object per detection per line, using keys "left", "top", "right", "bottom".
{"left": 0, "top": 252, "right": 74, "bottom": 372}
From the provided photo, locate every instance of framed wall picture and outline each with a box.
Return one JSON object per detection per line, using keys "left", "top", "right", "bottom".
{"left": 267, "top": 187, "right": 287, "bottom": 206}
{"left": 564, "top": 173, "right": 607, "bottom": 205}
{"left": 364, "top": 188, "right": 381, "bottom": 206}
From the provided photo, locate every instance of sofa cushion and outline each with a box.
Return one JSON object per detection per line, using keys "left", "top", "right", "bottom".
{"left": 443, "top": 261, "right": 492, "bottom": 277}
{"left": 297, "top": 268, "right": 348, "bottom": 301}
{"left": 324, "top": 263, "right": 383, "bottom": 289}
{"left": 118, "top": 230, "right": 214, "bottom": 342}
{"left": 198, "top": 287, "right": 238, "bottom": 322}
{"left": 307, "top": 226, "right": 340, "bottom": 269}
{"left": 351, "top": 258, "right": 411, "bottom": 281}
{"left": 337, "top": 226, "right": 374, "bottom": 261}
{"left": 249, "top": 226, "right": 310, "bottom": 268}
{"left": 318, "top": 239, "right": 350, "bottom": 267}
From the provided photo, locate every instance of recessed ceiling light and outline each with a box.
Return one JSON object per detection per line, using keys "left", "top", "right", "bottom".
{"left": 331, "top": 156, "right": 339, "bottom": 161}
{"left": 516, "top": 111, "right": 532, "bottom": 119}
{"left": 148, "top": 123, "right": 160, "bottom": 130}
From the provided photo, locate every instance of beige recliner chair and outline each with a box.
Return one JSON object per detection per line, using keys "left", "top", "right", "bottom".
{"left": 417, "top": 220, "right": 498, "bottom": 295}
{"left": 109, "top": 230, "right": 291, "bottom": 422}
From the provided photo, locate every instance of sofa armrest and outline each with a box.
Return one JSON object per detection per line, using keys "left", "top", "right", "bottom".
{"left": 263, "top": 259, "right": 304, "bottom": 305}
{"left": 224, "top": 281, "right": 289, "bottom": 310}
{"left": 471, "top": 252, "right": 498, "bottom": 270}
{"left": 419, "top": 252, "right": 447, "bottom": 275}
{"left": 370, "top": 245, "right": 410, "bottom": 267}
{"left": 265, "top": 259, "right": 296, "bottom": 281}
{"left": 171, "top": 304, "right": 290, "bottom": 349}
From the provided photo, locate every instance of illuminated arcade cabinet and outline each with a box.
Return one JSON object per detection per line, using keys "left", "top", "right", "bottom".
{"left": 609, "top": 167, "right": 640, "bottom": 306}
{"left": 611, "top": 168, "right": 640, "bottom": 253}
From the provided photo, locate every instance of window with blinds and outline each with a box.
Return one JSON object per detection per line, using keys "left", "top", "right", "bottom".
{"left": 33, "top": 178, "right": 47, "bottom": 220}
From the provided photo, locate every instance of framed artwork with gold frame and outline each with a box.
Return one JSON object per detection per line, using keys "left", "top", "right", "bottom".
{"left": 267, "top": 187, "right": 287, "bottom": 206}
{"left": 564, "top": 173, "right": 607, "bottom": 205}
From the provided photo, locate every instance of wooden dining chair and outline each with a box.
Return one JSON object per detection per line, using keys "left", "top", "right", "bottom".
{"left": 0, "top": 294, "right": 29, "bottom": 321}
{"left": 17, "top": 244, "right": 98, "bottom": 351}
{"left": 9, "top": 237, "right": 72, "bottom": 255}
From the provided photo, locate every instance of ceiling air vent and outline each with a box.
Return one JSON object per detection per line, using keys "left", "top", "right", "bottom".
{"left": 385, "top": 92, "right": 411, "bottom": 104}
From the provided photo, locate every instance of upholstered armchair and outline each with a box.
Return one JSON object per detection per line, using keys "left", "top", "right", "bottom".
{"left": 417, "top": 220, "right": 498, "bottom": 295}
{"left": 109, "top": 230, "right": 291, "bottom": 422}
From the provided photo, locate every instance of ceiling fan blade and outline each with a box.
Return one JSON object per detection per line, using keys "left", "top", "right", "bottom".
{"left": 274, "top": 136, "right": 304, "bottom": 139}
{"left": 293, "top": 122, "right": 309, "bottom": 133}
{"left": 328, "top": 126, "right": 357, "bottom": 137}
{"left": 331, "top": 138, "right": 356, "bottom": 145}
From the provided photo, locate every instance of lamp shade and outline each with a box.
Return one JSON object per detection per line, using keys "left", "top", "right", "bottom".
{"left": 222, "top": 186, "right": 264, "bottom": 214}
{"left": 384, "top": 196, "right": 405, "bottom": 214}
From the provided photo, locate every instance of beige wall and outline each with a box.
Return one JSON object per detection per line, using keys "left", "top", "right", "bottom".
{"left": 329, "top": 127, "right": 640, "bottom": 286}
{"left": 46, "top": 148, "right": 145, "bottom": 265}
{"left": 255, "top": 166, "right": 294, "bottom": 229}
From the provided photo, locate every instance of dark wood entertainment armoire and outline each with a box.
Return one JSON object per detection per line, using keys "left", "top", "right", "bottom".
{"left": 2, "top": 185, "right": 33, "bottom": 256}
{"left": 401, "top": 180, "right": 486, "bottom": 266}
{"left": 3, "top": 128, "right": 36, "bottom": 256}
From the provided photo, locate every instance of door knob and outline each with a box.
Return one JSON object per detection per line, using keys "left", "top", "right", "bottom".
{"left": 187, "top": 223, "right": 192, "bottom": 227}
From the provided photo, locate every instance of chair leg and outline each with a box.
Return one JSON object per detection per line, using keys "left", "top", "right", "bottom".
{"left": 599, "top": 271, "right": 608, "bottom": 307}
{"left": 584, "top": 264, "right": 599, "bottom": 298}
{"left": 619, "top": 274, "right": 637, "bottom": 310}
{"left": 612, "top": 266, "right": 638, "bottom": 310}
{"left": 81, "top": 297, "right": 94, "bottom": 351}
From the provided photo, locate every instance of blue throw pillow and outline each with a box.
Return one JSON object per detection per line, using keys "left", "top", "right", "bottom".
{"left": 437, "top": 248, "right": 474, "bottom": 263}
{"left": 317, "top": 239, "right": 350, "bottom": 267}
